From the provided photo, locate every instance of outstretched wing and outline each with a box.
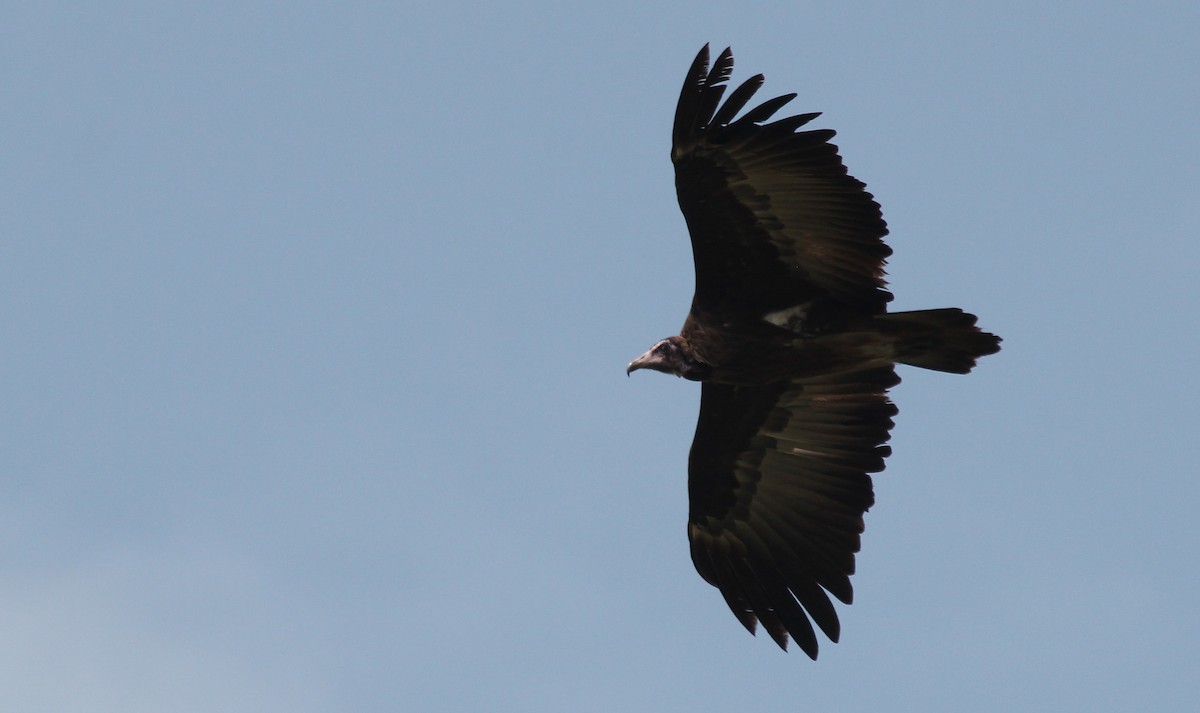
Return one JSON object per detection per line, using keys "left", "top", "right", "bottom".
{"left": 687, "top": 367, "right": 900, "bottom": 659}
{"left": 673, "top": 45, "right": 893, "bottom": 320}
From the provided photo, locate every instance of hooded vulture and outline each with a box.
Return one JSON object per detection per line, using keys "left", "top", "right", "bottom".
{"left": 626, "top": 45, "right": 1000, "bottom": 659}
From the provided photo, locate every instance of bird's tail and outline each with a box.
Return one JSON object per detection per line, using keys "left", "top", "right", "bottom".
{"left": 878, "top": 308, "right": 1001, "bottom": 374}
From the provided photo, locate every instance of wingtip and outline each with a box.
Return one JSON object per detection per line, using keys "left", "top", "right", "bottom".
{"left": 689, "top": 43, "right": 710, "bottom": 79}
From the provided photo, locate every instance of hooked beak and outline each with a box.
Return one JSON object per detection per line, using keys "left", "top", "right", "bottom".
{"left": 626, "top": 347, "right": 663, "bottom": 376}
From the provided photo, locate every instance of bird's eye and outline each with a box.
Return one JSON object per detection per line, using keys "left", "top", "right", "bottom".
{"left": 656, "top": 343, "right": 673, "bottom": 355}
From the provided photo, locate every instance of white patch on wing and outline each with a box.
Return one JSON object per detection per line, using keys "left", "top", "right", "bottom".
{"left": 762, "top": 303, "right": 810, "bottom": 332}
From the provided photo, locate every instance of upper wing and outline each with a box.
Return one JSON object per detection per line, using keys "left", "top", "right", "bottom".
{"left": 687, "top": 366, "right": 900, "bottom": 659}
{"left": 674, "top": 45, "right": 893, "bottom": 320}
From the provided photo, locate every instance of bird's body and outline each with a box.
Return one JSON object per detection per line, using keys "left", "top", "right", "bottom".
{"left": 627, "top": 45, "right": 1000, "bottom": 659}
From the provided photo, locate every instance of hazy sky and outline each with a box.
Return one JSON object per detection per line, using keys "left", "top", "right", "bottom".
{"left": 4, "top": 2, "right": 1198, "bottom": 711}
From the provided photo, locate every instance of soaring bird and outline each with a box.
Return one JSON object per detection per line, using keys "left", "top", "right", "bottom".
{"left": 627, "top": 45, "right": 1001, "bottom": 659}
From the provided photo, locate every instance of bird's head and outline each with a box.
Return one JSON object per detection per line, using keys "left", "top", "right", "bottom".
{"left": 627, "top": 336, "right": 712, "bottom": 381}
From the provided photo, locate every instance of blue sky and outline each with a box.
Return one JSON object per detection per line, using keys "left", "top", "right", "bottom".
{"left": 3, "top": 1, "right": 1198, "bottom": 711}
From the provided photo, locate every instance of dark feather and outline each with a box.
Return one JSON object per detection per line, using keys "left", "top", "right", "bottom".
{"left": 687, "top": 368, "right": 898, "bottom": 657}
{"left": 673, "top": 46, "right": 892, "bottom": 318}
